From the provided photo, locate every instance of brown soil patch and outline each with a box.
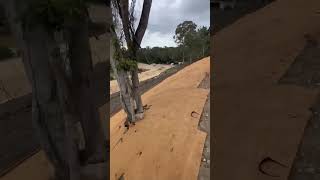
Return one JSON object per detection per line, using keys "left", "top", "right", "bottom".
{"left": 212, "top": 0, "right": 320, "bottom": 179}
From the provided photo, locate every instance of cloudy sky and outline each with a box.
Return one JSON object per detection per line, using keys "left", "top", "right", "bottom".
{"left": 134, "top": 0, "right": 210, "bottom": 48}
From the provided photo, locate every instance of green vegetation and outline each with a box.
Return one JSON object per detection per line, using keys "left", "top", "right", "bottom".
{"left": 136, "top": 21, "right": 210, "bottom": 65}
{"left": 110, "top": 20, "right": 209, "bottom": 80}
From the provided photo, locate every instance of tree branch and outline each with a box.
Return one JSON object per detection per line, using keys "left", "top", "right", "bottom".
{"left": 118, "top": 0, "right": 132, "bottom": 46}
{"left": 134, "top": 0, "right": 152, "bottom": 47}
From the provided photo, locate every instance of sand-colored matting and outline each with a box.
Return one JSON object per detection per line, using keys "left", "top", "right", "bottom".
{"left": 212, "top": 0, "right": 320, "bottom": 179}
{"left": 0, "top": 58, "right": 209, "bottom": 180}
{"left": 110, "top": 57, "right": 210, "bottom": 180}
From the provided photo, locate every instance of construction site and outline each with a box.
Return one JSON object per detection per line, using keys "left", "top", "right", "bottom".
{"left": 0, "top": 0, "right": 319, "bottom": 180}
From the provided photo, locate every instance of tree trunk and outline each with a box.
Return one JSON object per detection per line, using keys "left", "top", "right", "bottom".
{"left": 131, "top": 69, "right": 143, "bottom": 113}
{"left": 1, "top": 1, "right": 70, "bottom": 178}
{"left": 66, "top": 15, "right": 108, "bottom": 165}
{"left": 110, "top": 37, "right": 136, "bottom": 123}
{"left": 2, "top": 1, "right": 108, "bottom": 179}
{"left": 113, "top": 0, "right": 152, "bottom": 121}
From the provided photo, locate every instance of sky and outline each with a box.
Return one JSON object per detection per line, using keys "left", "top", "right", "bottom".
{"left": 133, "top": 0, "right": 210, "bottom": 48}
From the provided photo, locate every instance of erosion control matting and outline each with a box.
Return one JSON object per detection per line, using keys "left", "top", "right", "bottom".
{"left": 0, "top": 58, "right": 209, "bottom": 180}
{"left": 110, "top": 58, "right": 210, "bottom": 180}
{"left": 212, "top": 0, "right": 320, "bottom": 179}
{"left": 0, "top": 63, "right": 190, "bottom": 178}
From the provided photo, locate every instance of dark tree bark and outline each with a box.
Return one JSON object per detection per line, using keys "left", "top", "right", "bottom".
{"left": 66, "top": 14, "right": 107, "bottom": 165}
{"left": 1, "top": 0, "right": 109, "bottom": 179}
{"left": 133, "top": 0, "right": 152, "bottom": 47}
{"left": 1, "top": 1, "right": 69, "bottom": 179}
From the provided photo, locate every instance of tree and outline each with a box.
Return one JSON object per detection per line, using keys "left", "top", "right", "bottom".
{"left": 197, "top": 26, "right": 210, "bottom": 57}
{"left": 0, "top": 0, "right": 109, "bottom": 179}
{"left": 174, "top": 20, "right": 197, "bottom": 63}
{"left": 110, "top": 0, "right": 152, "bottom": 126}
{"left": 174, "top": 21, "right": 210, "bottom": 63}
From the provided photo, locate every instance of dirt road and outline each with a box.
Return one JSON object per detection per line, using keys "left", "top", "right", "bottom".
{"left": 212, "top": 0, "right": 320, "bottom": 180}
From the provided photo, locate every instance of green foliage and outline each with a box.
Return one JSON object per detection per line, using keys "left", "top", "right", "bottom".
{"left": 112, "top": 36, "right": 138, "bottom": 71}
{"left": 174, "top": 21, "right": 210, "bottom": 61}
{"left": 174, "top": 21, "right": 197, "bottom": 46}
{"left": 116, "top": 58, "right": 137, "bottom": 71}
{"left": 136, "top": 46, "right": 183, "bottom": 64}
{"left": 0, "top": 46, "right": 14, "bottom": 60}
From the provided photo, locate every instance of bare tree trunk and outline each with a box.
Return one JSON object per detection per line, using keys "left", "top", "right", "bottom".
{"left": 2, "top": 1, "right": 108, "bottom": 179}
{"left": 110, "top": 37, "right": 136, "bottom": 122}
{"left": 131, "top": 69, "right": 143, "bottom": 113}
{"left": 130, "top": 0, "right": 152, "bottom": 117}
{"left": 1, "top": 1, "right": 69, "bottom": 178}
{"left": 112, "top": 0, "right": 152, "bottom": 121}
{"left": 20, "top": 23, "right": 69, "bottom": 180}
{"left": 66, "top": 15, "right": 107, "bottom": 165}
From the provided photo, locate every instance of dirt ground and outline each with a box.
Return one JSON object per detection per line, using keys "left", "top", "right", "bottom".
{"left": 110, "top": 57, "right": 210, "bottom": 180}
{"left": 1, "top": 58, "right": 209, "bottom": 180}
{"left": 212, "top": 0, "right": 320, "bottom": 180}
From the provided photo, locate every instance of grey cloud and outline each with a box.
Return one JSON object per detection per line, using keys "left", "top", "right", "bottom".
{"left": 136, "top": 0, "right": 210, "bottom": 47}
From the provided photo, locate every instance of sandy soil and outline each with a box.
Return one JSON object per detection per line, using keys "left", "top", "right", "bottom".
{"left": 0, "top": 58, "right": 209, "bottom": 180}
{"left": 110, "top": 57, "right": 210, "bottom": 180}
{"left": 212, "top": 0, "right": 320, "bottom": 180}
{"left": 110, "top": 63, "right": 174, "bottom": 94}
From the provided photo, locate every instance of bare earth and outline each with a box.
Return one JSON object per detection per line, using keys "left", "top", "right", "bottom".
{"left": 110, "top": 63, "right": 174, "bottom": 94}
{"left": 0, "top": 58, "right": 209, "bottom": 180}
{"left": 110, "top": 57, "right": 210, "bottom": 180}
{"left": 213, "top": 0, "right": 320, "bottom": 180}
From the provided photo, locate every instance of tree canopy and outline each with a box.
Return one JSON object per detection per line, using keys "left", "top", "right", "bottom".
{"left": 132, "top": 20, "right": 210, "bottom": 65}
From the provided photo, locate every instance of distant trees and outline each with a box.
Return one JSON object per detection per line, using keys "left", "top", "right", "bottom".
{"left": 133, "top": 21, "right": 210, "bottom": 65}
{"left": 174, "top": 20, "right": 210, "bottom": 63}
{"left": 136, "top": 46, "right": 183, "bottom": 64}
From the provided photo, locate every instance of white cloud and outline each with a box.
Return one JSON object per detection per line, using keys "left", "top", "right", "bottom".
{"left": 141, "top": 30, "right": 177, "bottom": 48}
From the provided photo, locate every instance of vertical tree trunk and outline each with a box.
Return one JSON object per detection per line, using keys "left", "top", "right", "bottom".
{"left": 113, "top": 0, "right": 152, "bottom": 121}
{"left": 2, "top": 1, "right": 109, "bottom": 179}
{"left": 20, "top": 23, "right": 69, "bottom": 180}
{"left": 130, "top": 49, "right": 143, "bottom": 115}
{"left": 48, "top": 42, "right": 82, "bottom": 180}
{"left": 1, "top": 1, "right": 69, "bottom": 177}
{"left": 131, "top": 69, "right": 143, "bottom": 114}
{"left": 110, "top": 37, "right": 136, "bottom": 122}
{"left": 66, "top": 16, "right": 107, "bottom": 164}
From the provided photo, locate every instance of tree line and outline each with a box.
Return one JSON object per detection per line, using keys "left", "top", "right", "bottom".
{"left": 135, "top": 21, "right": 210, "bottom": 65}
